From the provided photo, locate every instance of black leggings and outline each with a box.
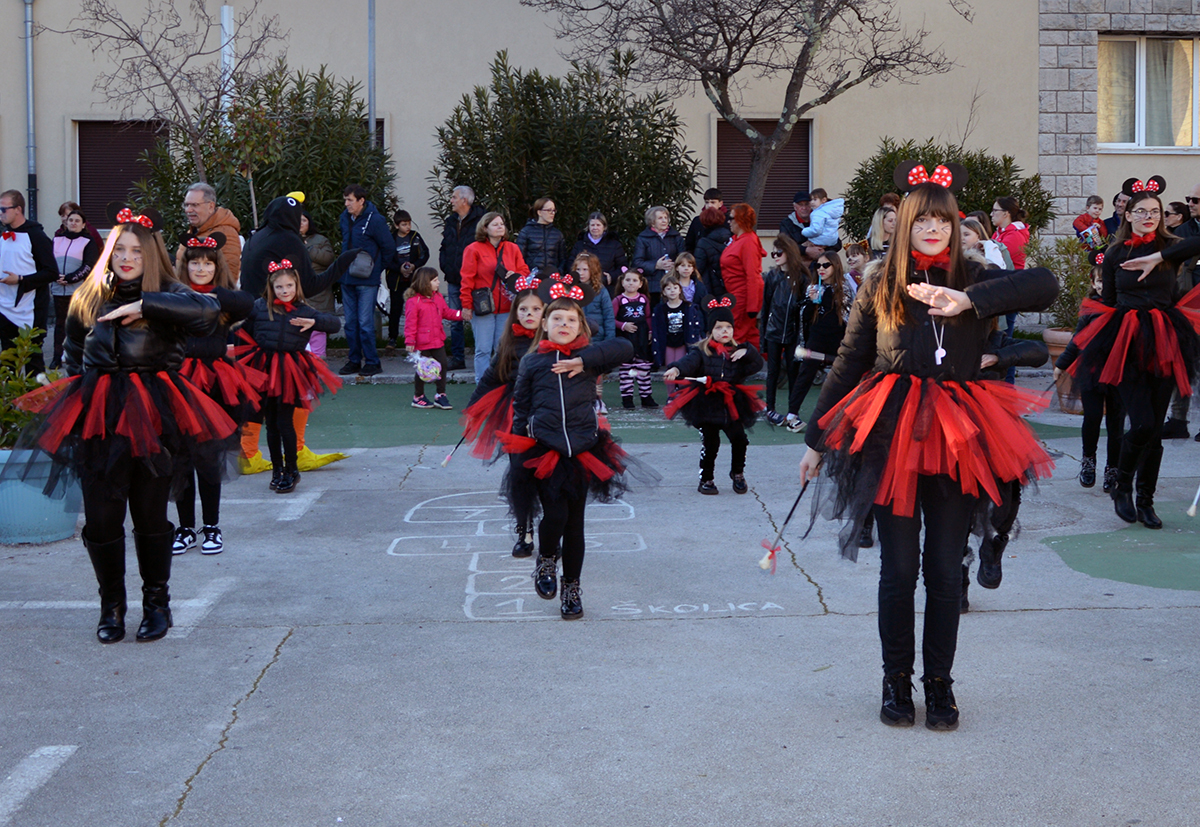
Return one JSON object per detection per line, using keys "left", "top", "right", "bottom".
{"left": 538, "top": 492, "right": 587, "bottom": 582}
{"left": 1080, "top": 385, "right": 1124, "bottom": 465}
{"left": 874, "top": 475, "right": 976, "bottom": 680}
{"left": 175, "top": 469, "right": 222, "bottom": 528}
{"left": 699, "top": 422, "right": 748, "bottom": 480}
{"left": 51, "top": 294, "right": 72, "bottom": 366}
{"left": 762, "top": 339, "right": 799, "bottom": 412}
{"left": 1116, "top": 376, "right": 1173, "bottom": 483}
{"left": 387, "top": 290, "right": 406, "bottom": 342}
{"left": 263, "top": 398, "right": 298, "bottom": 472}
{"left": 82, "top": 461, "right": 173, "bottom": 544}
{"left": 787, "top": 357, "right": 829, "bottom": 417}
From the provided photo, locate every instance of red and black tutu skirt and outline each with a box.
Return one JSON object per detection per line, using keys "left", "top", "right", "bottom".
{"left": 10, "top": 369, "right": 238, "bottom": 498}
{"left": 234, "top": 343, "right": 342, "bottom": 409}
{"left": 460, "top": 384, "right": 514, "bottom": 462}
{"left": 1069, "top": 288, "right": 1200, "bottom": 396}
{"left": 663, "top": 380, "right": 765, "bottom": 429}
{"left": 813, "top": 372, "right": 1054, "bottom": 560}
{"left": 180, "top": 356, "right": 265, "bottom": 426}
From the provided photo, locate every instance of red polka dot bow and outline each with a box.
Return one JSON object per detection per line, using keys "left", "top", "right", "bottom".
{"left": 906, "top": 164, "right": 954, "bottom": 188}
{"left": 707, "top": 296, "right": 732, "bottom": 310}
{"left": 186, "top": 236, "right": 218, "bottom": 248}
{"left": 115, "top": 208, "right": 154, "bottom": 228}
{"left": 1129, "top": 179, "right": 1161, "bottom": 193}
{"left": 267, "top": 259, "right": 293, "bottom": 273}
{"left": 549, "top": 282, "right": 585, "bottom": 300}
{"left": 1094, "top": 252, "right": 1105, "bottom": 264}
{"left": 513, "top": 274, "right": 540, "bottom": 292}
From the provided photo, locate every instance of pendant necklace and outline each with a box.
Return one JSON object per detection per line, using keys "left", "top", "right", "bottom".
{"left": 932, "top": 319, "right": 947, "bottom": 365}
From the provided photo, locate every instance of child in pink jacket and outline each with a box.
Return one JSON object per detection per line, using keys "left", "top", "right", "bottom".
{"left": 404, "top": 266, "right": 462, "bottom": 409}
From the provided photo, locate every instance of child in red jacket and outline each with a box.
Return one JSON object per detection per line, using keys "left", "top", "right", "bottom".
{"left": 404, "top": 266, "right": 463, "bottom": 409}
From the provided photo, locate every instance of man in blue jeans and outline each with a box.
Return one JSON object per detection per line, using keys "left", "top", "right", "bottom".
{"left": 438, "top": 185, "right": 485, "bottom": 371}
{"left": 338, "top": 184, "right": 397, "bottom": 377}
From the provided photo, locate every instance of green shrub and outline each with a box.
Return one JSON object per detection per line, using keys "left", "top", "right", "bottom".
{"left": 1, "top": 329, "right": 54, "bottom": 450}
{"left": 842, "top": 137, "right": 1056, "bottom": 241}
{"left": 1025, "top": 234, "right": 1093, "bottom": 331}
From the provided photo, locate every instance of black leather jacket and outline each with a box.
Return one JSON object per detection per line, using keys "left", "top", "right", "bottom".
{"left": 63, "top": 279, "right": 221, "bottom": 376}
{"left": 184, "top": 288, "right": 255, "bottom": 361}
{"left": 241, "top": 298, "right": 340, "bottom": 353}
{"left": 760, "top": 267, "right": 804, "bottom": 345}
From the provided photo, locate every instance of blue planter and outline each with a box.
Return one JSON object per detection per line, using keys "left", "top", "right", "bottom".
{"left": 0, "top": 449, "right": 82, "bottom": 544}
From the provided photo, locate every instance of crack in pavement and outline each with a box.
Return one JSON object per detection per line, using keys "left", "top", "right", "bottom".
{"left": 752, "top": 485, "right": 829, "bottom": 614}
{"left": 396, "top": 442, "right": 432, "bottom": 492}
{"left": 161, "top": 627, "right": 295, "bottom": 826}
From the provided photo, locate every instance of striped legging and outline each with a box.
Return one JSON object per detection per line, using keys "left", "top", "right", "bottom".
{"left": 617, "top": 358, "right": 653, "bottom": 398}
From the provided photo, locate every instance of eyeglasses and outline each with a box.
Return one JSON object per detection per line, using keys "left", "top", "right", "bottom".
{"left": 1129, "top": 209, "right": 1162, "bottom": 219}
{"left": 769, "top": 250, "right": 784, "bottom": 257}
{"left": 816, "top": 262, "right": 834, "bottom": 269}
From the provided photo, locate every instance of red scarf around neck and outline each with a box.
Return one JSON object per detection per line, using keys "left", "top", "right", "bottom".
{"left": 273, "top": 299, "right": 296, "bottom": 313}
{"left": 1125, "top": 231, "right": 1157, "bottom": 248}
{"left": 512, "top": 323, "right": 535, "bottom": 338}
{"left": 911, "top": 250, "right": 951, "bottom": 271}
{"left": 191, "top": 282, "right": 215, "bottom": 293}
{"left": 538, "top": 335, "right": 589, "bottom": 355}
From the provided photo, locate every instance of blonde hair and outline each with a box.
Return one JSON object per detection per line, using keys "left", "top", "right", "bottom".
{"left": 69, "top": 223, "right": 176, "bottom": 327}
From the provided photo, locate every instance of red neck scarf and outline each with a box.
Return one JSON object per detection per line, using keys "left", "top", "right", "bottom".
{"left": 538, "top": 335, "right": 589, "bottom": 355}
{"left": 512, "top": 323, "right": 535, "bottom": 338}
{"left": 273, "top": 299, "right": 296, "bottom": 313}
{"left": 709, "top": 340, "right": 731, "bottom": 356}
{"left": 1125, "top": 231, "right": 1157, "bottom": 248}
{"left": 191, "top": 282, "right": 215, "bottom": 293}
{"left": 912, "top": 250, "right": 951, "bottom": 271}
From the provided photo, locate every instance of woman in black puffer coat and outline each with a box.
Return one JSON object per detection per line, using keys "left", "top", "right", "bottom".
{"left": 568, "top": 212, "right": 629, "bottom": 296}
{"left": 516, "top": 197, "right": 567, "bottom": 276}
{"left": 693, "top": 206, "right": 732, "bottom": 297}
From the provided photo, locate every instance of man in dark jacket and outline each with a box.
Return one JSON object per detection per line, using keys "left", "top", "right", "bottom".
{"left": 438, "top": 185, "right": 485, "bottom": 370}
{"left": 778, "top": 191, "right": 812, "bottom": 250}
{"left": 1, "top": 189, "right": 57, "bottom": 370}
{"left": 339, "top": 184, "right": 398, "bottom": 377}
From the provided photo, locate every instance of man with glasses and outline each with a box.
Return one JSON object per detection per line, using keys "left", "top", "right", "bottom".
{"left": 0, "top": 190, "right": 57, "bottom": 368}
{"left": 1162, "top": 183, "right": 1200, "bottom": 440}
{"left": 177, "top": 182, "right": 242, "bottom": 279}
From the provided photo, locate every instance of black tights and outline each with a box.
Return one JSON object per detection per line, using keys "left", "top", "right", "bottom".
{"left": 82, "top": 462, "right": 173, "bottom": 544}
{"left": 1080, "top": 385, "right": 1125, "bottom": 465}
{"left": 538, "top": 493, "right": 587, "bottom": 582}
{"left": 699, "top": 422, "right": 748, "bottom": 480}
{"left": 762, "top": 339, "right": 799, "bottom": 412}
{"left": 175, "top": 468, "right": 222, "bottom": 528}
{"left": 264, "top": 398, "right": 298, "bottom": 472}
{"left": 1116, "top": 376, "right": 1173, "bottom": 491}
{"left": 787, "top": 357, "right": 829, "bottom": 417}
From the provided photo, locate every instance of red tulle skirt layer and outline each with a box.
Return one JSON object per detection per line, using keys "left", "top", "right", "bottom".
{"left": 819, "top": 373, "right": 1054, "bottom": 520}
{"left": 180, "top": 356, "right": 265, "bottom": 424}
{"left": 235, "top": 345, "right": 341, "bottom": 409}
{"left": 460, "top": 384, "right": 513, "bottom": 461}
{"left": 663, "top": 380, "right": 765, "bottom": 429}
{"left": 1070, "top": 288, "right": 1200, "bottom": 396}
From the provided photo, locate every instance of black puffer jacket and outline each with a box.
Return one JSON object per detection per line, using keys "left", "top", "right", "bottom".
{"left": 241, "top": 297, "right": 340, "bottom": 353}
{"left": 694, "top": 225, "right": 732, "bottom": 296}
{"left": 516, "top": 220, "right": 567, "bottom": 275}
{"left": 439, "top": 204, "right": 486, "bottom": 286}
{"left": 666, "top": 342, "right": 765, "bottom": 426}
{"left": 760, "top": 267, "right": 804, "bottom": 345}
{"left": 512, "top": 338, "right": 633, "bottom": 456}
{"left": 63, "top": 279, "right": 221, "bottom": 375}
{"left": 632, "top": 227, "right": 684, "bottom": 293}
{"left": 568, "top": 231, "right": 628, "bottom": 294}
{"left": 184, "top": 288, "right": 255, "bottom": 360}
{"left": 241, "top": 196, "right": 341, "bottom": 299}
{"left": 983, "top": 329, "right": 1048, "bottom": 379}
{"left": 805, "top": 261, "right": 1058, "bottom": 450}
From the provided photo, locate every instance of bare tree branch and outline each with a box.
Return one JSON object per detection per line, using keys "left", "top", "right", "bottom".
{"left": 39, "top": 0, "right": 286, "bottom": 183}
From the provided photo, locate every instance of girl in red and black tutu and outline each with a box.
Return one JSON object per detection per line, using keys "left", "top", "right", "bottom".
{"left": 237, "top": 260, "right": 341, "bottom": 493}
{"left": 798, "top": 164, "right": 1059, "bottom": 730}
{"left": 500, "top": 272, "right": 640, "bottom": 619}
{"left": 662, "top": 294, "right": 764, "bottom": 495}
{"left": 12, "top": 209, "right": 236, "bottom": 643}
{"left": 1068, "top": 176, "right": 1200, "bottom": 528}
{"left": 172, "top": 233, "right": 262, "bottom": 555}
{"left": 460, "top": 272, "right": 545, "bottom": 557}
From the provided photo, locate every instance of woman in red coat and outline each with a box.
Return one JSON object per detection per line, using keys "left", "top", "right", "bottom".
{"left": 720, "top": 203, "right": 766, "bottom": 348}
{"left": 459, "top": 212, "right": 531, "bottom": 383}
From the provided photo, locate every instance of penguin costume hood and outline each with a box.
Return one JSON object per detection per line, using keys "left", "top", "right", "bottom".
{"left": 240, "top": 192, "right": 354, "bottom": 298}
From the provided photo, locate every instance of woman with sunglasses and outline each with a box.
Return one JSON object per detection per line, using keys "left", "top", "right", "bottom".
{"left": 1164, "top": 201, "right": 1187, "bottom": 231}
{"left": 1072, "top": 176, "right": 1200, "bottom": 528}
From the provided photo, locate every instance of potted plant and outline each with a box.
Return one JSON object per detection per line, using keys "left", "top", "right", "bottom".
{"left": 1026, "top": 235, "right": 1092, "bottom": 414}
{"left": 0, "top": 328, "right": 81, "bottom": 544}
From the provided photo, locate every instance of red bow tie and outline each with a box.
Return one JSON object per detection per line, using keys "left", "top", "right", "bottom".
{"left": 912, "top": 251, "right": 951, "bottom": 271}
{"left": 1, "top": 231, "right": 14, "bottom": 241}
{"left": 1125, "top": 231, "right": 1156, "bottom": 248}
{"left": 538, "top": 335, "right": 589, "bottom": 355}
{"left": 273, "top": 299, "right": 296, "bottom": 313}
{"left": 512, "top": 323, "right": 535, "bottom": 338}
{"left": 191, "top": 282, "right": 215, "bottom": 293}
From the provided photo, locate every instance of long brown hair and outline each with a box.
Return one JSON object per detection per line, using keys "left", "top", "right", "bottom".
{"left": 531, "top": 298, "right": 590, "bottom": 348}
{"left": 177, "top": 243, "right": 235, "bottom": 290}
{"left": 871, "top": 183, "right": 968, "bottom": 333}
{"left": 493, "top": 290, "right": 545, "bottom": 384}
{"left": 815, "top": 252, "right": 847, "bottom": 321}
{"left": 772, "top": 233, "right": 807, "bottom": 296}
{"left": 69, "top": 222, "right": 176, "bottom": 327}
{"left": 265, "top": 268, "right": 307, "bottom": 319}
{"left": 572, "top": 252, "right": 604, "bottom": 292}
{"left": 403, "top": 266, "right": 439, "bottom": 300}
{"left": 1107, "top": 193, "right": 1177, "bottom": 252}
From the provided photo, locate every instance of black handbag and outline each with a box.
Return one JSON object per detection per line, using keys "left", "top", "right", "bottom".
{"left": 347, "top": 250, "right": 374, "bottom": 279}
{"left": 470, "top": 243, "right": 508, "bottom": 316}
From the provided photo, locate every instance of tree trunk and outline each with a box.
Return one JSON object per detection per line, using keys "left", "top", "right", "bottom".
{"left": 187, "top": 128, "right": 208, "bottom": 183}
{"left": 248, "top": 171, "right": 259, "bottom": 228}
{"left": 741, "top": 136, "right": 787, "bottom": 214}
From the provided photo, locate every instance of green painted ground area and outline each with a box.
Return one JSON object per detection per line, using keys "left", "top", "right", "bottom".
{"left": 307, "top": 381, "right": 1086, "bottom": 448}
{"left": 1043, "top": 515, "right": 1200, "bottom": 591}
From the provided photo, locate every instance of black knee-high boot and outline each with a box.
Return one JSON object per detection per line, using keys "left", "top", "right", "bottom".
{"left": 1136, "top": 445, "right": 1164, "bottom": 529}
{"left": 83, "top": 528, "right": 126, "bottom": 644}
{"left": 133, "top": 526, "right": 174, "bottom": 641}
{"left": 1112, "top": 441, "right": 1139, "bottom": 523}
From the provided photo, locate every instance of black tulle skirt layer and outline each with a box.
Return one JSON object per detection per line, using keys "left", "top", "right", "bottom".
{"left": 1070, "top": 295, "right": 1200, "bottom": 397}
{"left": 179, "top": 356, "right": 266, "bottom": 483}
{"left": 811, "top": 372, "right": 1054, "bottom": 561}
{"left": 9, "top": 369, "right": 238, "bottom": 500}
{"left": 663, "top": 380, "right": 764, "bottom": 429}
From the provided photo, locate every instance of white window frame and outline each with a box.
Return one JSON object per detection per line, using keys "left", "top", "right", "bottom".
{"left": 1099, "top": 35, "right": 1200, "bottom": 154}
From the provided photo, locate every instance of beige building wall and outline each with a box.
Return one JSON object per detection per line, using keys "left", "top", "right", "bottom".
{"left": 3, "top": 0, "right": 1036, "bottom": 237}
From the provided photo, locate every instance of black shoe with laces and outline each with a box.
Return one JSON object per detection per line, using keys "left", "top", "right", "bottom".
{"left": 1102, "top": 466, "right": 1118, "bottom": 493}
{"left": 338, "top": 361, "right": 362, "bottom": 376}
{"left": 698, "top": 479, "right": 718, "bottom": 495}
{"left": 880, "top": 673, "right": 915, "bottom": 726}
{"left": 858, "top": 523, "right": 874, "bottom": 549}
{"left": 172, "top": 526, "right": 196, "bottom": 555}
{"left": 560, "top": 579, "right": 583, "bottom": 619}
{"left": 1079, "top": 455, "right": 1097, "bottom": 488}
{"left": 533, "top": 555, "right": 558, "bottom": 600}
{"left": 511, "top": 527, "right": 534, "bottom": 558}
{"left": 923, "top": 677, "right": 959, "bottom": 730}
{"left": 731, "top": 473, "right": 748, "bottom": 494}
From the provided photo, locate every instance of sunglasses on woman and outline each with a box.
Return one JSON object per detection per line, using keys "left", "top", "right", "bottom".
{"left": 770, "top": 250, "right": 784, "bottom": 258}
{"left": 816, "top": 262, "right": 834, "bottom": 269}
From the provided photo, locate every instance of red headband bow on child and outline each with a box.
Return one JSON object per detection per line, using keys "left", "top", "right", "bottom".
{"left": 267, "top": 259, "right": 293, "bottom": 273}
{"left": 513, "top": 274, "right": 540, "bottom": 292}
{"left": 707, "top": 296, "right": 733, "bottom": 309}
{"left": 906, "top": 164, "right": 955, "bottom": 188}
{"left": 115, "top": 208, "right": 154, "bottom": 229}
{"left": 549, "top": 283, "right": 585, "bottom": 300}
{"left": 1129, "top": 179, "right": 1160, "bottom": 194}
{"left": 186, "top": 236, "right": 218, "bottom": 249}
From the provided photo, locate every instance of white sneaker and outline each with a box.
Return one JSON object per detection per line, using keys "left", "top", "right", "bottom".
{"left": 786, "top": 417, "right": 806, "bottom": 434}
{"left": 172, "top": 527, "right": 196, "bottom": 555}
{"left": 200, "top": 525, "right": 224, "bottom": 554}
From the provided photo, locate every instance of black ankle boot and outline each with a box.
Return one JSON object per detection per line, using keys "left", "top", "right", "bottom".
{"left": 133, "top": 526, "right": 174, "bottom": 642}
{"left": 533, "top": 555, "right": 558, "bottom": 600}
{"left": 83, "top": 527, "right": 126, "bottom": 644}
{"left": 1112, "top": 488, "right": 1137, "bottom": 523}
{"left": 1136, "top": 446, "right": 1164, "bottom": 529}
{"left": 511, "top": 526, "right": 534, "bottom": 558}
{"left": 960, "top": 563, "right": 971, "bottom": 613}
{"left": 560, "top": 579, "right": 583, "bottom": 619}
{"left": 880, "top": 673, "right": 915, "bottom": 726}
{"left": 977, "top": 533, "right": 1007, "bottom": 589}
{"left": 923, "top": 677, "right": 959, "bottom": 730}
{"left": 269, "top": 467, "right": 284, "bottom": 491}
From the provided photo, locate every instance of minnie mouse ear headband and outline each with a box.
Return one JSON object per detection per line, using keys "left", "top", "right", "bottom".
{"left": 106, "top": 203, "right": 164, "bottom": 232}
{"left": 893, "top": 160, "right": 968, "bottom": 194}
{"left": 267, "top": 259, "right": 294, "bottom": 273}
{"left": 1089, "top": 250, "right": 1106, "bottom": 267}
{"left": 505, "top": 271, "right": 541, "bottom": 296}
{"left": 185, "top": 232, "right": 226, "bottom": 250}
{"left": 1122, "top": 176, "right": 1166, "bottom": 198}
{"left": 704, "top": 294, "right": 736, "bottom": 331}
{"left": 536, "top": 271, "right": 595, "bottom": 306}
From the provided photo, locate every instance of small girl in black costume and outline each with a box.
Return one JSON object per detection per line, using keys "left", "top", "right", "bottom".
{"left": 499, "top": 272, "right": 638, "bottom": 619}
{"left": 662, "top": 294, "right": 764, "bottom": 495}
{"left": 237, "top": 261, "right": 341, "bottom": 493}
{"left": 612, "top": 269, "right": 657, "bottom": 408}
